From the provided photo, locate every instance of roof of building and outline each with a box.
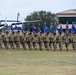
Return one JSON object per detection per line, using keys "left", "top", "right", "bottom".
{"left": 56, "top": 9, "right": 76, "bottom": 15}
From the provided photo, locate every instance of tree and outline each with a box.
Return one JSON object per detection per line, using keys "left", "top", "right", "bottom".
{"left": 24, "top": 11, "right": 56, "bottom": 28}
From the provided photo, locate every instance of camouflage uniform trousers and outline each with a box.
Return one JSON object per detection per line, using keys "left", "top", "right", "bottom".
{"left": 9, "top": 41, "right": 14, "bottom": 49}
{"left": 33, "top": 42, "right": 38, "bottom": 50}
{"left": 65, "top": 43, "right": 69, "bottom": 51}
{"left": 44, "top": 41, "right": 49, "bottom": 50}
{"left": 72, "top": 42, "right": 76, "bottom": 50}
{"left": 53, "top": 42, "right": 57, "bottom": 50}
{"left": 3, "top": 41, "right": 9, "bottom": 49}
{"left": 58, "top": 42, "right": 63, "bottom": 51}
{"left": 14, "top": 41, "right": 20, "bottom": 49}
{"left": 0, "top": 40, "right": 2, "bottom": 49}
{"left": 49, "top": 42, "right": 53, "bottom": 49}
{"left": 27, "top": 41, "right": 33, "bottom": 50}
{"left": 38, "top": 42, "right": 43, "bottom": 50}
{"left": 21, "top": 41, "right": 26, "bottom": 49}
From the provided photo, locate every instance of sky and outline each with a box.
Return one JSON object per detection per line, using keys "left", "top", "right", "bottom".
{"left": 0, "top": 0, "right": 76, "bottom": 21}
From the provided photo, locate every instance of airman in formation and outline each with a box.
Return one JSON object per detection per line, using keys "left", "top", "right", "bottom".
{"left": 0, "top": 30, "right": 76, "bottom": 51}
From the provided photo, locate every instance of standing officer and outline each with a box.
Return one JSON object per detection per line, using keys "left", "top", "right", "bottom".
{"left": 64, "top": 34, "right": 70, "bottom": 51}
{"left": 53, "top": 32, "right": 57, "bottom": 51}
{"left": 57, "top": 31, "right": 64, "bottom": 51}
{"left": 43, "top": 33, "right": 50, "bottom": 51}
{"left": 71, "top": 32, "right": 76, "bottom": 51}
{"left": 33, "top": 34, "right": 38, "bottom": 50}
{"left": 9, "top": 31, "right": 15, "bottom": 49}
{"left": 21, "top": 32, "right": 27, "bottom": 50}
{"left": 0, "top": 31, "right": 2, "bottom": 49}
{"left": 27, "top": 33, "right": 33, "bottom": 50}
{"left": 1, "top": 31, "right": 5, "bottom": 49}
{"left": 14, "top": 31, "right": 20, "bottom": 49}
{"left": 19, "top": 31, "right": 24, "bottom": 49}
{"left": 38, "top": 33, "right": 44, "bottom": 50}
{"left": 49, "top": 33, "right": 53, "bottom": 49}
{"left": 5, "top": 31, "right": 10, "bottom": 49}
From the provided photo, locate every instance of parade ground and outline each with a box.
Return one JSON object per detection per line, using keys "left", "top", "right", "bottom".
{"left": 0, "top": 49, "right": 76, "bottom": 75}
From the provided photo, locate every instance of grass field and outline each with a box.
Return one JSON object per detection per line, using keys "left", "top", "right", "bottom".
{"left": 0, "top": 49, "right": 76, "bottom": 75}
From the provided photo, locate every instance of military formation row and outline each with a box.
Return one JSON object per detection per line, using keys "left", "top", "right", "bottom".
{"left": 0, "top": 31, "right": 76, "bottom": 51}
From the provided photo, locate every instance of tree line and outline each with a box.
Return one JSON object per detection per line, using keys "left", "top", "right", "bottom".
{"left": 24, "top": 11, "right": 57, "bottom": 28}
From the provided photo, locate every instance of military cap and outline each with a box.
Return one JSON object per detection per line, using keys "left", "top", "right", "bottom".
{"left": 29, "top": 32, "right": 32, "bottom": 35}
{"left": 17, "top": 30, "right": 20, "bottom": 33}
{"left": 12, "top": 31, "right": 14, "bottom": 33}
{"left": 6, "top": 31, "right": 8, "bottom": 33}
{"left": 53, "top": 32, "right": 56, "bottom": 34}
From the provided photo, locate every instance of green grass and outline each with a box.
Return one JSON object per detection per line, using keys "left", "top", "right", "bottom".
{"left": 0, "top": 50, "right": 76, "bottom": 75}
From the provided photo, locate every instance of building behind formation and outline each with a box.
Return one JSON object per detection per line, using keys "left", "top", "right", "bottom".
{"left": 56, "top": 9, "right": 76, "bottom": 31}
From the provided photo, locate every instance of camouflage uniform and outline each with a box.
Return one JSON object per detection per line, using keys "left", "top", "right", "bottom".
{"left": 33, "top": 34, "right": 38, "bottom": 50}
{"left": 9, "top": 32, "right": 15, "bottom": 49}
{"left": 38, "top": 33, "right": 43, "bottom": 50}
{"left": 14, "top": 31, "right": 20, "bottom": 49}
{"left": 27, "top": 33, "right": 33, "bottom": 50}
{"left": 71, "top": 33, "right": 76, "bottom": 50}
{"left": 43, "top": 33, "right": 50, "bottom": 50}
{"left": 4, "top": 32, "right": 10, "bottom": 49}
{"left": 49, "top": 33, "right": 53, "bottom": 49}
{"left": 19, "top": 32, "right": 24, "bottom": 49}
{"left": 53, "top": 33, "right": 57, "bottom": 51}
{"left": 1, "top": 32, "right": 5, "bottom": 48}
{"left": 0, "top": 32, "right": 2, "bottom": 49}
{"left": 64, "top": 34, "right": 70, "bottom": 51}
{"left": 57, "top": 32, "right": 64, "bottom": 51}
{"left": 21, "top": 32, "right": 27, "bottom": 50}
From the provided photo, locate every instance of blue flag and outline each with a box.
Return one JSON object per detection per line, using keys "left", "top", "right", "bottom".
{"left": 10, "top": 24, "right": 13, "bottom": 31}
{"left": 72, "top": 24, "right": 75, "bottom": 33}
{"left": 53, "top": 24, "right": 58, "bottom": 32}
{"left": 3, "top": 23, "right": 8, "bottom": 32}
{"left": 50, "top": 25, "right": 53, "bottom": 33}
{"left": 66, "top": 23, "right": 69, "bottom": 34}
{"left": 13, "top": 25, "right": 18, "bottom": 30}
{"left": 60, "top": 25, "right": 63, "bottom": 32}
{"left": 32, "top": 25, "right": 36, "bottom": 31}
{"left": 44, "top": 24, "right": 49, "bottom": 33}
{"left": 74, "top": 25, "right": 76, "bottom": 33}
{"left": 38, "top": 25, "right": 41, "bottom": 33}
{"left": 3, "top": 27, "right": 8, "bottom": 32}
{"left": 22, "top": 24, "right": 25, "bottom": 31}
{"left": 66, "top": 24, "right": 68, "bottom": 30}
{"left": 28, "top": 25, "right": 30, "bottom": 32}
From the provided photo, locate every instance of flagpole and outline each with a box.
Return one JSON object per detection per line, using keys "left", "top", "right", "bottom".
{"left": 17, "top": 12, "right": 20, "bottom": 22}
